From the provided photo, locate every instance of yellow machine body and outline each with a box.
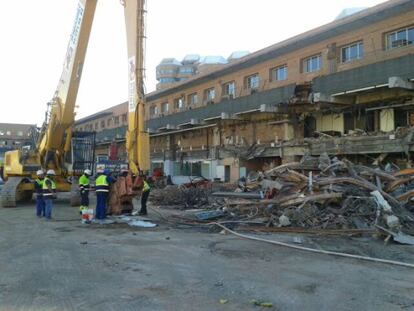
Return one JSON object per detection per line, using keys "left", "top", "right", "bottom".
{"left": 1, "top": 0, "right": 149, "bottom": 206}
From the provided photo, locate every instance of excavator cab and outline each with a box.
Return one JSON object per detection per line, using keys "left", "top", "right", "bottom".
{"left": 1, "top": 130, "right": 96, "bottom": 207}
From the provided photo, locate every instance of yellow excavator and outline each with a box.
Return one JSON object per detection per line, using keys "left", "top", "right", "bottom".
{"left": 1, "top": 0, "right": 149, "bottom": 207}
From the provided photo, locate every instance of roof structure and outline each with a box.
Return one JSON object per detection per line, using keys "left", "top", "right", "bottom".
{"left": 147, "top": 0, "right": 413, "bottom": 101}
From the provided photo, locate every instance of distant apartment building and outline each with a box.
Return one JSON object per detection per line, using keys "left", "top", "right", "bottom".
{"left": 145, "top": 0, "right": 414, "bottom": 182}
{"left": 156, "top": 52, "right": 250, "bottom": 90}
{"left": 74, "top": 103, "right": 128, "bottom": 163}
{"left": 0, "top": 123, "right": 36, "bottom": 164}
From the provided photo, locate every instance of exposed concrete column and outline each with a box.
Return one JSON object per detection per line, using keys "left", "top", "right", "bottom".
{"left": 380, "top": 109, "right": 395, "bottom": 132}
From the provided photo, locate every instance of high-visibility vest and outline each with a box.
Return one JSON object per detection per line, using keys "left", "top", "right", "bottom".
{"left": 143, "top": 180, "right": 150, "bottom": 192}
{"left": 79, "top": 174, "right": 90, "bottom": 190}
{"left": 95, "top": 175, "right": 109, "bottom": 193}
{"left": 42, "top": 177, "right": 56, "bottom": 197}
{"left": 35, "top": 179, "right": 44, "bottom": 195}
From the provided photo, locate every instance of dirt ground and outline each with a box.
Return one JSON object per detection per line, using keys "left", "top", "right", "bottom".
{"left": 0, "top": 194, "right": 414, "bottom": 311}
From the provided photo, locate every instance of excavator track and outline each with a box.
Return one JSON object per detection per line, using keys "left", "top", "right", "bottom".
{"left": 0, "top": 177, "right": 33, "bottom": 208}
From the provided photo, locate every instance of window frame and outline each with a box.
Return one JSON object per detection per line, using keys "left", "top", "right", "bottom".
{"left": 204, "top": 88, "right": 216, "bottom": 102}
{"left": 187, "top": 93, "right": 198, "bottom": 106}
{"left": 222, "top": 81, "right": 236, "bottom": 97}
{"left": 245, "top": 73, "right": 260, "bottom": 90}
{"left": 303, "top": 54, "right": 322, "bottom": 73}
{"left": 341, "top": 41, "right": 364, "bottom": 63}
{"left": 385, "top": 26, "right": 414, "bottom": 50}
{"left": 149, "top": 105, "right": 159, "bottom": 117}
{"left": 161, "top": 102, "right": 170, "bottom": 114}
{"left": 174, "top": 97, "right": 185, "bottom": 110}
{"left": 270, "top": 64, "right": 288, "bottom": 82}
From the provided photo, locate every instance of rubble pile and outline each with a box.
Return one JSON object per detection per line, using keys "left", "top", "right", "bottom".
{"left": 214, "top": 155, "right": 414, "bottom": 238}
{"left": 150, "top": 185, "right": 214, "bottom": 209}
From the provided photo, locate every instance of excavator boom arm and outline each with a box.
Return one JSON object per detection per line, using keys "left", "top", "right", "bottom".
{"left": 123, "top": 0, "right": 150, "bottom": 174}
{"left": 38, "top": 0, "right": 97, "bottom": 169}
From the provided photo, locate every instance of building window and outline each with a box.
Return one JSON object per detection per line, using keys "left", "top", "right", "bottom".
{"left": 270, "top": 65, "right": 287, "bottom": 81}
{"left": 101, "top": 120, "right": 105, "bottom": 129}
{"left": 94, "top": 123, "right": 98, "bottom": 130}
{"left": 303, "top": 54, "right": 321, "bottom": 73}
{"left": 122, "top": 113, "right": 127, "bottom": 123}
{"left": 107, "top": 118, "right": 112, "bottom": 127}
{"left": 149, "top": 105, "right": 159, "bottom": 117}
{"left": 204, "top": 88, "right": 216, "bottom": 102}
{"left": 341, "top": 41, "right": 364, "bottom": 63}
{"left": 174, "top": 97, "right": 185, "bottom": 110}
{"left": 386, "top": 26, "right": 414, "bottom": 49}
{"left": 114, "top": 116, "right": 119, "bottom": 125}
{"left": 245, "top": 74, "right": 260, "bottom": 89}
{"left": 179, "top": 67, "right": 194, "bottom": 74}
{"left": 188, "top": 93, "right": 198, "bottom": 106}
{"left": 159, "top": 77, "right": 176, "bottom": 84}
{"left": 157, "top": 69, "right": 175, "bottom": 75}
{"left": 161, "top": 102, "right": 169, "bottom": 114}
{"left": 223, "top": 81, "right": 236, "bottom": 98}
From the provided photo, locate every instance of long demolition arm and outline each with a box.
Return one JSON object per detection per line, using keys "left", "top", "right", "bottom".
{"left": 123, "top": 0, "right": 150, "bottom": 174}
{"left": 37, "top": 0, "right": 97, "bottom": 170}
{"left": 39, "top": 0, "right": 149, "bottom": 173}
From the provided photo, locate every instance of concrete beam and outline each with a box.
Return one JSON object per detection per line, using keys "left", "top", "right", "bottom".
{"left": 220, "top": 112, "right": 242, "bottom": 120}
{"left": 190, "top": 118, "right": 201, "bottom": 125}
{"left": 389, "top": 76, "right": 414, "bottom": 90}
{"left": 259, "top": 104, "right": 288, "bottom": 114}
{"left": 314, "top": 92, "right": 350, "bottom": 104}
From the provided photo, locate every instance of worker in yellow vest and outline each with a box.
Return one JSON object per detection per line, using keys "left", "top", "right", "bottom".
{"left": 139, "top": 176, "right": 151, "bottom": 216}
{"left": 43, "top": 170, "right": 57, "bottom": 220}
{"left": 79, "top": 169, "right": 92, "bottom": 214}
{"left": 34, "top": 170, "right": 45, "bottom": 217}
{"left": 95, "top": 169, "right": 110, "bottom": 220}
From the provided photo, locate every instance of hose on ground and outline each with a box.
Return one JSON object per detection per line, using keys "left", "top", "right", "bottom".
{"left": 211, "top": 222, "right": 414, "bottom": 269}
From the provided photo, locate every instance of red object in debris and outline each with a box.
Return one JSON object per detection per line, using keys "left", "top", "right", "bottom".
{"left": 153, "top": 167, "right": 163, "bottom": 178}
{"left": 109, "top": 141, "right": 118, "bottom": 161}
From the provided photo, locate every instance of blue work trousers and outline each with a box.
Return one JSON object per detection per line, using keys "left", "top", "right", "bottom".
{"left": 80, "top": 190, "right": 89, "bottom": 207}
{"left": 36, "top": 195, "right": 45, "bottom": 217}
{"left": 96, "top": 192, "right": 108, "bottom": 220}
{"left": 44, "top": 198, "right": 53, "bottom": 219}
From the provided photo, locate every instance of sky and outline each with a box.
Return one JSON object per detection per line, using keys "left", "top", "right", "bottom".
{"left": 0, "top": 0, "right": 385, "bottom": 125}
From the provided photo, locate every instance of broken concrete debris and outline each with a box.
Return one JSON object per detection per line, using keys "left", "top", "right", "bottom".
{"left": 150, "top": 185, "right": 213, "bottom": 209}
{"left": 150, "top": 154, "right": 414, "bottom": 243}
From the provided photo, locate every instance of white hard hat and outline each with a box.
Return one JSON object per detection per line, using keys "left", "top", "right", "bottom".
{"left": 36, "top": 170, "right": 44, "bottom": 176}
{"left": 84, "top": 169, "right": 92, "bottom": 176}
{"left": 46, "top": 169, "right": 56, "bottom": 176}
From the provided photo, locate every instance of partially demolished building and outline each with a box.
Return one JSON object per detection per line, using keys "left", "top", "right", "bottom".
{"left": 145, "top": 0, "right": 414, "bottom": 182}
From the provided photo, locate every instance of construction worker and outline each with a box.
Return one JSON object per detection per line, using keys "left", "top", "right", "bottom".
{"left": 139, "top": 175, "right": 151, "bottom": 216}
{"left": 43, "top": 169, "right": 57, "bottom": 220}
{"left": 95, "top": 169, "right": 110, "bottom": 221}
{"left": 34, "top": 170, "right": 45, "bottom": 217}
{"left": 79, "top": 169, "right": 92, "bottom": 214}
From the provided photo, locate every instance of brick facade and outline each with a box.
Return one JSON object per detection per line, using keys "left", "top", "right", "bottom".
{"left": 144, "top": 0, "right": 414, "bottom": 181}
